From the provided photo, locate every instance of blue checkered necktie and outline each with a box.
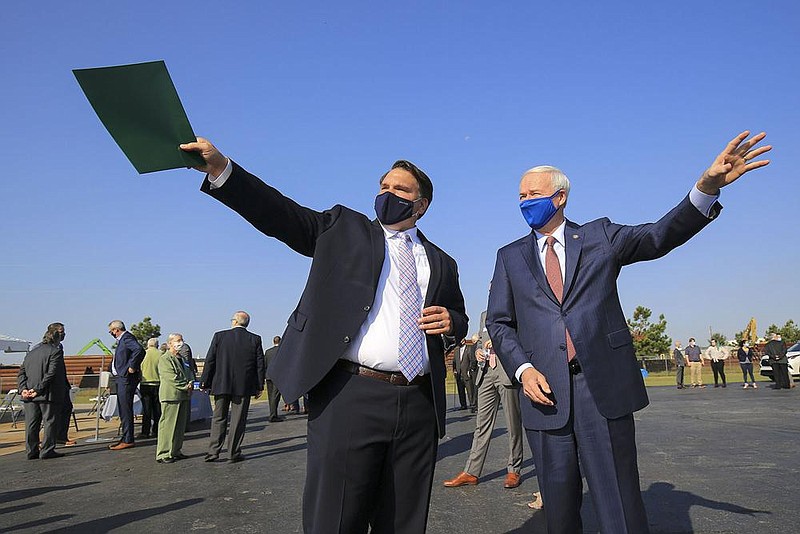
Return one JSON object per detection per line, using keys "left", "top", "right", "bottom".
{"left": 396, "top": 232, "right": 425, "bottom": 381}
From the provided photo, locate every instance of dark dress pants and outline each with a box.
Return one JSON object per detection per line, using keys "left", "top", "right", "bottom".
{"left": 303, "top": 367, "right": 438, "bottom": 534}
{"left": 266, "top": 379, "right": 282, "bottom": 419}
{"left": 208, "top": 394, "right": 251, "bottom": 459}
{"left": 455, "top": 373, "right": 468, "bottom": 409}
{"left": 24, "top": 401, "right": 59, "bottom": 458}
{"left": 56, "top": 393, "right": 73, "bottom": 442}
{"left": 711, "top": 360, "right": 727, "bottom": 386}
{"left": 116, "top": 376, "right": 139, "bottom": 444}
{"left": 525, "top": 372, "right": 649, "bottom": 534}
{"left": 139, "top": 384, "right": 161, "bottom": 436}
{"left": 675, "top": 365, "right": 685, "bottom": 387}
{"left": 774, "top": 363, "right": 790, "bottom": 389}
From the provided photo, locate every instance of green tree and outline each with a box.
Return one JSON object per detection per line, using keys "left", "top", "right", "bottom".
{"left": 709, "top": 332, "right": 727, "bottom": 346}
{"left": 765, "top": 320, "right": 800, "bottom": 343}
{"left": 627, "top": 306, "right": 671, "bottom": 358}
{"left": 130, "top": 316, "right": 161, "bottom": 347}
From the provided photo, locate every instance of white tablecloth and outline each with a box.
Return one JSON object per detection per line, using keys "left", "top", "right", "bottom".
{"left": 100, "top": 391, "right": 212, "bottom": 422}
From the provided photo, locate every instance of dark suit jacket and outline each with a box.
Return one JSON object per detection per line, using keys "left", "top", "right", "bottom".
{"left": 113, "top": 331, "right": 145, "bottom": 381}
{"left": 264, "top": 345, "right": 279, "bottom": 382}
{"left": 202, "top": 162, "right": 468, "bottom": 436}
{"left": 487, "top": 195, "right": 719, "bottom": 430}
{"left": 200, "top": 327, "right": 265, "bottom": 397}
{"left": 764, "top": 340, "right": 787, "bottom": 364}
{"left": 17, "top": 342, "right": 68, "bottom": 403}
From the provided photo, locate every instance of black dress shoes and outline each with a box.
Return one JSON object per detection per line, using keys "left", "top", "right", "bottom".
{"left": 228, "top": 455, "right": 246, "bottom": 463}
{"left": 157, "top": 457, "right": 175, "bottom": 464}
{"left": 40, "top": 452, "right": 65, "bottom": 460}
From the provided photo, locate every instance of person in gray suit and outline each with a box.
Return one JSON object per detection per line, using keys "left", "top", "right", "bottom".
{"left": 17, "top": 323, "right": 70, "bottom": 460}
{"left": 454, "top": 336, "right": 479, "bottom": 413}
{"left": 444, "top": 337, "right": 524, "bottom": 489}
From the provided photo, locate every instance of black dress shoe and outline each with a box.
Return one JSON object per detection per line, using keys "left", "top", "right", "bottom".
{"left": 40, "top": 452, "right": 65, "bottom": 460}
{"left": 269, "top": 416, "right": 285, "bottom": 423}
{"left": 173, "top": 453, "right": 189, "bottom": 460}
{"left": 136, "top": 433, "right": 151, "bottom": 439}
{"left": 157, "top": 457, "right": 175, "bottom": 464}
{"left": 204, "top": 454, "right": 218, "bottom": 462}
{"left": 228, "top": 455, "right": 246, "bottom": 463}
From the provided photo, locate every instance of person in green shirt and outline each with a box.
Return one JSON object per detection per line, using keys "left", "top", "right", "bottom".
{"left": 156, "top": 333, "right": 195, "bottom": 463}
{"left": 139, "top": 338, "right": 162, "bottom": 439}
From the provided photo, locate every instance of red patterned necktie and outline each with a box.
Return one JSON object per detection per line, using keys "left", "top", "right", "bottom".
{"left": 545, "top": 236, "right": 576, "bottom": 362}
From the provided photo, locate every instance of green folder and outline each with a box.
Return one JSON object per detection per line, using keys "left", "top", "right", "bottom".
{"left": 74, "top": 60, "right": 204, "bottom": 174}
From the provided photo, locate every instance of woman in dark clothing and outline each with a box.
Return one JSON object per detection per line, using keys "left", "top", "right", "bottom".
{"left": 737, "top": 340, "right": 757, "bottom": 388}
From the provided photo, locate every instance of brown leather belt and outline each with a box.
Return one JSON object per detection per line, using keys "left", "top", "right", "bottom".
{"left": 335, "top": 359, "right": 429, "bottom": 386}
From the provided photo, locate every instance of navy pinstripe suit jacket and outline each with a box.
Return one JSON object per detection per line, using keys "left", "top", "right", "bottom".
{"left": 487, "top": 195, "right": 719, "bottom": 430}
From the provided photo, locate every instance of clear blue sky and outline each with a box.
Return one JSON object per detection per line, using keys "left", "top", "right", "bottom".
{"left": 2, "top": 1, "right": 798, "bottom": 358}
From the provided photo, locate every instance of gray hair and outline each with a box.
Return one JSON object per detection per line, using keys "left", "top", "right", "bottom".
{"left": 108, "top": 320, "right": 126, "bottom": 331}
{"left": 522, "top": 165, "right": 571, "bottom": 196}
{"left": 147, "top": 337, "right": 159, "bottom": 348}
{"left": 232, "top": 311, "right": 250, "bottom": 327}
{"left": 167, "top": 333, "right": 184, "bottom": 343}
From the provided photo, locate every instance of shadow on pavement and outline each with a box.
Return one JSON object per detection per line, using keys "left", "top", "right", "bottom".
{"left": 42, "top": 497, "right": 204, "bottom": 533}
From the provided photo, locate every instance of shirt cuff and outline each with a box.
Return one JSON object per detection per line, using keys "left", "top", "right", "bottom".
{"left": 208, "top": 159, "right": 233, "bottom": 190}
{"left": 689, "top": 185, "right": 719, "bottom": 218}
{"left": 515, "top": 363, "right": 533, "bottom": 383}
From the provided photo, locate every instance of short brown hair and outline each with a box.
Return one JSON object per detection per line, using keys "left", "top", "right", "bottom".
{"left": 380, "top": 160, "right": 433, "bottom": 203}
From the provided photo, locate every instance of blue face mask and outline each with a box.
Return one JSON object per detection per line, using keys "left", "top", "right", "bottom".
{"left": 519, "top": 190, "right": 562, "bottom": 229}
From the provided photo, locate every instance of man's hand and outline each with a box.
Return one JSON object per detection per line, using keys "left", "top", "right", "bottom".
{"left": 180, "top": 137, "right": 229, "bottom": 178}
{"left": 418, "top": 306, "right": 453, "bottom": 335}
{"left": 520, "top": 367, "right": 554, "bottom": 406}
{"left": 476, "top": 349, "right": 486, "bottom": 362}
{"left": 697, "top": 131, "right": 771, "bottom": 195}
{"left": 128, "top": 367, "right": 136, "bottom": 374}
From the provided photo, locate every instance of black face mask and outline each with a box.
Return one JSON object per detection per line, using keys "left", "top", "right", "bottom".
{"left": 374, "top": 191, "right": 418, "bottom": 225}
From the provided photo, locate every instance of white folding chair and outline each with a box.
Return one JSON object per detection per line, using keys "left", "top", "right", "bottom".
{"left": 88, "top": 390, "right": 109, "bottom": 416}
{"left": 0, "top": 389, "right": 21, "bottom": 424}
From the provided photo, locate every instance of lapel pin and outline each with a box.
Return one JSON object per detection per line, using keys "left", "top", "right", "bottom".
{"left": 572, "top": 234, "right": 579, "bottom": 239}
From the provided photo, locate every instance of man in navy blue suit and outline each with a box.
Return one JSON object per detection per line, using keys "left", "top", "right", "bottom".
{"left": 108, "top": 320, "right": 145, "bottom": 450}
{"left": 487, "top": 131, "right": 771, "bottom": 533}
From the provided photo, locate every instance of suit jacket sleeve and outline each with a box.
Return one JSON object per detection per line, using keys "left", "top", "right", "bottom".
{"left": 604, "top": 194, "right": 719, "bottom": 267}
{"left": 201, "top": 161, "right": 342, "bottom": 258}
{"left": 200, "top": 333, "right": 218, "bottom": 388}
{"left": 486, "top": 250, "right": 529, "bottom": 379}
{"left": 17, "top": 360, "right": 28, "bottom": 391}
{"left": 256, "top": 336, "right": 266, "bottom": 387}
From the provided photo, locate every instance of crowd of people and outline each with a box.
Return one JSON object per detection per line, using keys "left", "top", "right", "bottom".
{"left": 672, "top": 333, "right": 792, "bottom": 389}
{"left": 16, "top": 129, "right": 774, "bottom": 533}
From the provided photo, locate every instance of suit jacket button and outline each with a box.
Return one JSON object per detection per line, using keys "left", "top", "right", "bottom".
{"left": 363, "top": 305, "right": 371, "bottom": 312}
{"left": 559, "top": 343, "right": 567, "bottom": 351}
{"left": 343, "top": 336, "right": 351, "bottom": 343}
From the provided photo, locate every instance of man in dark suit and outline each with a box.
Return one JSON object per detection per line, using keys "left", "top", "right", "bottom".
{"left": 182, "top": 138, "right": 467, "bottom": 533}
{"left": 108, "top": 320, "right": 145, "bottom": 450}
{"left": 487, "top": 131, "right": 771, "bottom": 533}
{"left": 18, "top": 322, "right": 69, "bottom": 460}
{"left": 765, "top": 333, "right": 790, "bottom": 389}
{"left": 264, "top": 335, "right": 283, "bottom": 422}
{"left": 200, "top": 311, "right": 265, "bottom": 463}
{"left": 452, "top": 338, "right": 477, "bottom": 411}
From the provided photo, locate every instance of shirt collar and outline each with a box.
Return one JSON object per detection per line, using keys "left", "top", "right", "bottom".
{"left": 534, "top": 220, "right": 567, "bottom": 252}
{"left": 380, "top": 223, "right": 421, "bottom": 245}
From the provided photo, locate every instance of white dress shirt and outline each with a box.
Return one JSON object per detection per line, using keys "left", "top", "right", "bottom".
{"left": 514, "top": 186, "right": 719, "bottom": 382}
{"left": 208, "top": 161, "right": 432, "bottom": 375}
{"left": 341, "top": 225, "right": 431, "bottom": 374}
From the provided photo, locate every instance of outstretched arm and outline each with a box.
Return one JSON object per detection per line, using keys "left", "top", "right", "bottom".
{"left": 696, "top": 131, "right": 771, "bottom": 195}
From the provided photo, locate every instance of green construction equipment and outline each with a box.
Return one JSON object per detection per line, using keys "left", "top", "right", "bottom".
{"left": 76, "top": 338, "right": 113, "bottom": 356}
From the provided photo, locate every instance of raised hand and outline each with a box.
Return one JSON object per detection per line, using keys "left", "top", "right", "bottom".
{"left": 179, "top": 137, "right": 229, "bottom": 178}
{"left": 697, "top": 131, "right": 771, "bottom": 195}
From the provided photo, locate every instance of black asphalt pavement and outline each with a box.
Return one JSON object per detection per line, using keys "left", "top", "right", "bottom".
{"left": 1, "top": 384, "right": 798, "bottom": 533}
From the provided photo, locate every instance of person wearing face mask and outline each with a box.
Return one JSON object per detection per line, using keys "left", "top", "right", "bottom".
{"left": 737, "top": 340, "right": 757, "bottom": 388}
{"left": 138, "top": 337, "right": 162, "bottom": 439}
{"left": 155, "top": 333, "right": 195, "bottom": 463}
{"left": 685, "top": 338, "right": 705, "bottom": 388}
{"left": 107, "top": 320, "right": 145, "bottom": 450}
{"left": 17, "top": 323, "right": 70, "bottom": 459}
{"left": 486, "top": 131, "right": 771, "bottom": 534}
{"left": 704, "top": 339, "right": 729, "bottom": 388}
{"left": 180, "top": 138, "right": 467, "bottom": 534}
